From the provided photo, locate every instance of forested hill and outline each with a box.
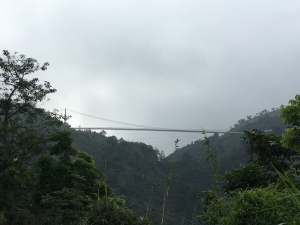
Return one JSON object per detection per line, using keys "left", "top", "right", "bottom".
{"left": 68, "top": 109, "right": 286, "bottom": 224}
{"left": 172, "top": 110, "right": 285, "bottom": 163}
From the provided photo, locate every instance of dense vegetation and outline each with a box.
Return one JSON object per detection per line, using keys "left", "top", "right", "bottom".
{"left": 0, "top": 50, "right": 152, "bottom": 225}
{"left": 199, "top": 97, "right": 300, "bottom": 225}
{"left": 69, "top": 100, "right": 292, "bottom": 224}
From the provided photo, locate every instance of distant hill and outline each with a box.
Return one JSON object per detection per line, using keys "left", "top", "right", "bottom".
{"left": 67, "top": 109, "right": 286, "bottom": 224}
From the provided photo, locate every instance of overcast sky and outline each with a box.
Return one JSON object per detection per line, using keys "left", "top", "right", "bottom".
{"left": 1, "top": 1, "right": 300, "bottom": 155}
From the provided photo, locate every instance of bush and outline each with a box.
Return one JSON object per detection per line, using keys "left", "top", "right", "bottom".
{"left": 230, "top": 185, "right": 300, "bottom": 225}
{"left": 199, "top": 185, "right": 300, "bottom": 225}
{"left": 223, "top": 164, "right": 272, "bottom": 194}
{"left": 199, "top": 190, "right": 230, "bottom": 225}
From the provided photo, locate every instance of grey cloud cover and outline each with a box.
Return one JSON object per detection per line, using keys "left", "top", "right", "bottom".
{"left": 1, "top": 0, "right": 300, "bottom": 154}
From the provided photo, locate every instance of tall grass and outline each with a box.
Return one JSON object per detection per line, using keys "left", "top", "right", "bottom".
{"left": 276, "top": 168, "right": 300, "bottom": 206}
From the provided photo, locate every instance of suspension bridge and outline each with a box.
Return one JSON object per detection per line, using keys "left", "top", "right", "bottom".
{"left": 57, "top": 107, "right": 272, "bottom": 160}
{"left": 59, "top": 108, "right": 245, "bottom": 134}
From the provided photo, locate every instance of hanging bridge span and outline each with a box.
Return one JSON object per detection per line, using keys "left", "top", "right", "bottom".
{"left": 58, "top": 108, "right": 254, "bottom": 134}
{"left": 73, "top": 127, "right": 245, "bottom": 134}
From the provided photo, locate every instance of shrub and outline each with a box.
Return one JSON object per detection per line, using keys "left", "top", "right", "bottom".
{"left": 199, "top": 185, "right": 300, "bottom": 225}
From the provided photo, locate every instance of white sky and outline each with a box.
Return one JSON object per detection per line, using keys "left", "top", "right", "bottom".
{"left": 1, "top": 1, "right": 300, "bottom": 155}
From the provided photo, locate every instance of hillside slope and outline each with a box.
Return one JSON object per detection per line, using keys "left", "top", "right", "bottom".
{"left": 68, "top": 110, "right": 286, "bottom": 224}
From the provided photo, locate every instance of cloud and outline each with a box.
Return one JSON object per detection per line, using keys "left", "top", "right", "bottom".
{"left": 1, "top": 0, "right": 300, "bottom": 154}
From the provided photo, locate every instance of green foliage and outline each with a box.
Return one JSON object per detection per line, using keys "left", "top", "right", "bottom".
{"left": 0, "top": 50, "right": 63, "bottom": 223}
{"left": 161, "top": 140, "right": 179, "bottom": 225}
{"left": 70, "top": 130, "right": 166, "bottom": 219}
{"left": 279, "top": 94, "right": 300, "bottom": 126}
{"left": 223, "top": 164, "right": 272, "bottom": 193}
{"left": 48, "top": 130, "right": 77, "bottom": 162}
{"left": 34, "top": 146, "right": 150, "bottom": 225}
{"left": 38, "top": 193, "right": 153, "bottom": 225}
{"left": 200, "top": 95, "right": 300, "bottom": 225}
{"left": 0, "top": 50, "right": 54, "bottom": 103}
{"left": 0, "top": 50, "right": 153, "bottom": 225}
{"left": 243, "top": 129, "right": 300, "bottom": 172}
{"left": 229, "top": 186, "right": 300, "bottom": 225}
{"left": 281, "top": 126, "right": 300, "bottom": 151}
{"left": 33, "top": 146, "right": 105, "bottom": 204}
{"left": 203, "top": 134, "right": 219, "bottom": 183}
{"left": 276, "top": 169, "right": 300, "bottom": 203}
{"left": 199, "top": 190, "right": 229, "bottom": 225}
{"left": 69, "top": 108, "right": 287, "bottom": 223}
{"left": 280, "top": 95, "right": 300, "bottom": 151}
{"left": 200, "top": 186, "right": 300, "bottom": 225}
{"left": 38, "top": 186, "right": 92, "bottom": 224}
{"left": 85, "top": 196, "right": 152, "bottom": 225}
{"left": 72, "top": 151, "right": 104, "bottom": 198}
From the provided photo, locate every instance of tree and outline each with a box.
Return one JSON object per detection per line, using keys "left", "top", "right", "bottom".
{"left": 280, "top": 94, "right": 300, "bottom": 151}
{"left": 0, "top": 51, "right": 153, "bottom": 225}
{"left": 33, "top": 145, "right": 108, "bottom": 224}
{"left": 0, "top": 50, "right": 63, "bottom": 223}
{"left": 0, "top": 50, "right": 62, "bottom": 164}
{"left": 242, "top": 129, "right": 300, "bottom": 173}
{"left": 280, "top": 95, "right": 300, "bottom": 126}
{"left": 200, "top": 185, "right": 300, "bottom": 225}
{"left": 222, "top": 164, "right": 271, "bottom": 194}
{"left": 200, "top": 95, "right": 300, "bottom": 225}
{"left": 237, "top": 119, "right": 245, "bottom": 125}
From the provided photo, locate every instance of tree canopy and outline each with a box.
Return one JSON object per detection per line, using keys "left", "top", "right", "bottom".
{"left": 200, "top": 95, "right": 300, "bottom": 225}
{"left": 0, "top": 50, "right": 152, "bottom": 225}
